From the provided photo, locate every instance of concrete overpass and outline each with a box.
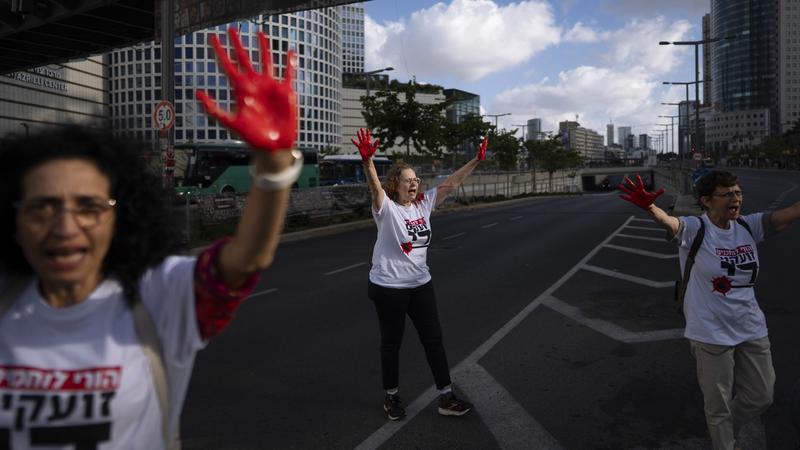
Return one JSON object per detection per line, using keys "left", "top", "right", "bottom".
{"left": 0, "top": 0, "right": 365, "bottom": 75}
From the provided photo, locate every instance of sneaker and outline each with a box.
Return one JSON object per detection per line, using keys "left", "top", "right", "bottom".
{"left": 438, "top": 391, "right": 473, "bottom": 416}
{"left": 383, "top": 394, "right": 406, "bottom": 421}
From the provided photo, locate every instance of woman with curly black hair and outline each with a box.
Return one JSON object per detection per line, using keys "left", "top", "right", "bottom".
{"left": 0, "top": 27, "right": 298, "bottom": 449}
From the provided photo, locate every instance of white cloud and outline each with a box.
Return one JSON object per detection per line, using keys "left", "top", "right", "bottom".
{"left": 490, "top": 17, "right": 693, "bottom": 144}
{"left": 563, "top": 22, "right": 605, "bottom": 43}
{"left": 365, "top": 0, "right": 561, "bottom": 82}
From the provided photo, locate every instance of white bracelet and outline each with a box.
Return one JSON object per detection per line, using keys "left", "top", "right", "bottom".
{"left": 251, "top": 149, "right": 304, "bottom": 192}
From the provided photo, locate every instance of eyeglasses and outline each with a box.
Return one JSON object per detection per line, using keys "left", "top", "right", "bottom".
{"left": 400, "top": 177, "right": 421, "bottom": 185}
{"left": 14, "top": 197, "right": 117, "bottom": 229}
{"left": 711, "top": 190, "right": 743, "bottom": 199}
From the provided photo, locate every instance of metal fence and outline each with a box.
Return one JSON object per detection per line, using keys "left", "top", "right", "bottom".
{"left": 174, "top": 170, "right": 582, "bottom": 244}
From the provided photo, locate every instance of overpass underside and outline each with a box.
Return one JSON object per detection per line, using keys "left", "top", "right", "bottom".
{"left": 0, "top": 0, "right": 364, "bottom": 75}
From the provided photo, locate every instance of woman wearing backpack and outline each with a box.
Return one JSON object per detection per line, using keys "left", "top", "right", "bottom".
{"left": 619, "top": 171, "right": 800, "bottom": 450}
{"left": 0, "top": 28, "right": 295, "bottom": 449}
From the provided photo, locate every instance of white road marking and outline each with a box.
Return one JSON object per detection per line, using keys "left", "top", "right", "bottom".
{"left": 630, "top": 218, "right": 655, "bottom": 223}
{"left": 603, "top": 244, "right": 678, "bottom": 259}
{"left": 442, "top": 232, "right": 466, "bottom": 241}
{"left": 323, "top": 262, "right": 367, "bottom": 276}
{"left": 616, "top": 233, "right": 668, "bottom": 242}
{"left": 543, "top": 295, "right": 683, "bottom": 343}
{"left": 247, "top": 288, "right": 278, "bottom": 299}
{"left": 510, "top": 215, "right": 524, "bottom": 221}
{"left": 354, "top": 216, "right": 640, "bottom": 450}
{"left": 624, "top": 225, "right": 664, "bottom": 232}
{"left": 481, "top": 222, "right": 499, "bottom": 229}
{"left": 456, "top": 363, "right": 563, "bottom": 450}
{"left": 581, "top": 264, "right": 674, "bottom": 288}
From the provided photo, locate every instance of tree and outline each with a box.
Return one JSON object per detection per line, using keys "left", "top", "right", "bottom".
{"left": 440, "top": 113, "right": 492, "bottom": 166}
{"left": 361, "top": 81, "right": 449, "bottom": 157}
{"left": 524, "top": 133, "right": 583, "bottom": 192}
{"left": 490, "top": 130, "right": 522, "bottom": 171}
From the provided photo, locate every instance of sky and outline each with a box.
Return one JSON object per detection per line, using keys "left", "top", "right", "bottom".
{"left": 362, "top": 0, "right": 712, "bottom": 150}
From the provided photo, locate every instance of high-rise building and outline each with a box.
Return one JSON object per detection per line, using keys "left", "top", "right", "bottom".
{"left": 779, "top": 0, "right": 800, "bottom": 133}
{"left": 606, "top": 123, "right": 614, "bottom": 147}
{"left": 638, "top": 134, "right": 648, "bottom": 150}
{"left": 341, "top": 3, "right": 365, "bottom": 74}
{"left": 702, "top": 14, "right": 712, "bottom": 107}
{"left": 109, "top": 10, "right": 343, "bottom": 150}
{"left": 1, "top": 58, "right": 107, "bottom": 136}
{"left": 527, "top": 118, "right": 542, "bottom": 141}
{"left": 710, "top": 0, "right": 778, "bottom": 135}
{"left": 559, "top": 120, "right": 604, "bottom": 160}
{"left": 618, "top": 126, "right": 632, "bottom": 151}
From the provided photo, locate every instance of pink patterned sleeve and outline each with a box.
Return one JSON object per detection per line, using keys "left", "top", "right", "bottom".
{"left": 193, "top": 237, "right": 261, "bottom": 340}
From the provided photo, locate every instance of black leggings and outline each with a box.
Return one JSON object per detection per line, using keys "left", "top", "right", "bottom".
{"left": 368, "top": 280, "right": 452, "bottom": 390}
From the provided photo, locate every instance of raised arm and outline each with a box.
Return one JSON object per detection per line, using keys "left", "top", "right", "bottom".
{"left": 770, "top": 200, "right": 800, "bottom": 232}
{"left": 435, "top": 135, "right": 487, "bottom": 207}
{"left": 196, "top": 27, "right": 298, "bottom": 288}
{"left": 352, "top": 128, "right": 384, "bottom": 212}
{"left": 618, "top": 174, "right": 680, "bottom": 236}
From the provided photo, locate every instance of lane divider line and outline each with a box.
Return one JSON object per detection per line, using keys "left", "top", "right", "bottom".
{"left": 615, "top": 233, "right": 667, "bottom": 242}
{"left": 442, "top": 232, "right": 466, "bottom": 241}
{"left": 603, "top": 244, "right": 678, "bottom": 259}
{"left": 581, "top": 264, "right": 674, "bottom": 288}
{"left": 323, "top": 262, "right": 367, "bottom": 276}
{"left": 247, "top": 288, "right": 278, "bottom": 299}
{"left": 481, "top": 222, "right": 499, "bottom": 229}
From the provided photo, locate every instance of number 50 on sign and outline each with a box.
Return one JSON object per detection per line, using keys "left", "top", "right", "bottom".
{"left": 152, "top": 100, "right": 175, "bottom": 130}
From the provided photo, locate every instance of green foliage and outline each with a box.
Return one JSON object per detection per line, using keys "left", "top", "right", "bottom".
{"left": 319, "top": 145, "right": 342, "bottom": 157}
{"left": 361, "top": 82, "right": 449, "bottom": 157}
{"left": 440, "top": 113, "right": 493, "bottom": 160}
{"left": 490, "top": 130, "right": 523, "bottom": 170}
{"left": 524, "top": 133, "right": 583, "bottom": 174}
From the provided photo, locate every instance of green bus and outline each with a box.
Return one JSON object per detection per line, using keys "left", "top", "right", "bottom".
{"left": 173, "top": 142, "right": 320, "bottom": 197}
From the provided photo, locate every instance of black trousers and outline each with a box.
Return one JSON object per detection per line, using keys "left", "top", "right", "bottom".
{"left": 368, "top": 280, "right": 452, "bottom": 390}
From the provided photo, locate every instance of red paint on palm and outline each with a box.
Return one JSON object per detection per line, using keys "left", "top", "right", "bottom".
{"left": 351, "top": 128, "right": 380, "bottom": 161}
{"left": 476, "top": 135, "right": 488, "bottom": 161}
{"left": 618, "top": 174, "right": 664, "bottom": 210}
{"left": 196, "top": 28, "right": 297, "bottom": 152}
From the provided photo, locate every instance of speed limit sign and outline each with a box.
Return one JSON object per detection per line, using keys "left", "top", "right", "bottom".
{"left": 153, "top": 100, "right": 175, "bottom": 130}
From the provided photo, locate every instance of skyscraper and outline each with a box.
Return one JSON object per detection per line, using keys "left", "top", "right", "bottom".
{"left": 702, "top": 13, "right": 712, "bottom": 107}
{"left": 110, "top": 10, "right": 343, "bottom": 150}
{"left": 340, "top": 3, "right": 365, "bottom": 74}
{"left": 710, "top": 0, "right": 778, "bottom": 134}
{"left": 618, "top": 126, "right": 632, "bottom": 151}
{"left": 527, "top": 118, "right": 542, "bottom": 141}
{"left": 779, "top": 0, "right": 800, "bottom": 132}
{"left": 606, "top": 123, "right": 614, "bottom": 147}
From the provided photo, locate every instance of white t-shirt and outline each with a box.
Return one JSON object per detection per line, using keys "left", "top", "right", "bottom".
{"left": 369, "top": 188, "right": 437, "bottom": 288}
{"left": 676, "top": 213, "right": 768, "bottom": 346}
{"left": 0, "top": 256, "right": 202, "bottom": 450}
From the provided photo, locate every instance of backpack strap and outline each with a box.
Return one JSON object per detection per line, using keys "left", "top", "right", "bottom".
{"left": 130, "top": 294, "right": 176, "bottom": 450}
{"left": 736, "top": 217, "right": 753, "bottom": 237}
{"left": 676, "top": 216, "right": 705, "bottom": 312}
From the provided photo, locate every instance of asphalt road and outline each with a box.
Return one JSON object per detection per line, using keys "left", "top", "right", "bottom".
{"left": 180, "top": 168, "right": 800, "bottom": 449}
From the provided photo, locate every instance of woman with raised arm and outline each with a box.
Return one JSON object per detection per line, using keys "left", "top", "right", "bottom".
{"left": 351, "top": 129, "right": 487, "bottom": 421}
{"left": 0, "top": 28, "right": 297, "bottom": 449}
{"left": 619, "top": 172, "right": 800, "bottom": 450}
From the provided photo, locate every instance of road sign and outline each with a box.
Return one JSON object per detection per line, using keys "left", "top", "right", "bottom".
{"left": 153, "top": 100, "right": 175, "bottom": 130}
{"left": 693, "top": 152, "right": 702, "bottom": 161}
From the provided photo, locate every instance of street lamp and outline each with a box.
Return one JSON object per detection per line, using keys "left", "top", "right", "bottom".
{"left": 348, "top": 67, "right": 394, "bottom": 97}
{"left": 660, "top": 34, "right": 744, "bottom": 154}
{"left": 511, "top": 124, "right": 527, "bottom": 141}
{"left": 19, "top": 122, "right": 29, "bottom": 138}
{"left": 482, "top": 113, "right": 511, "bottom": 131}
{"left": 658, "top": 114, "right": 679, "bottom": 155}
{"left": 663, "top": 80, "right": 708, "bottom": 158}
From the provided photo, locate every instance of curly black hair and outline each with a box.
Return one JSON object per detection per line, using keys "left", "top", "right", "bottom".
{"left": 0, "top": 124, "right": 183, "bottom": 299}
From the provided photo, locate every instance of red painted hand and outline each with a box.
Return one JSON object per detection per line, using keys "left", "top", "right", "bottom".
{"left": 351, "top": 128, "right": 379, "bottom": 161}
{"left": 476, "top": 135, "right": 488, "bottom": 161}
{"left": 196, "top": 28, "right": 297, "bottom": 152}
{"left": 618, "top": 174, "right": 665, "bottom": 210}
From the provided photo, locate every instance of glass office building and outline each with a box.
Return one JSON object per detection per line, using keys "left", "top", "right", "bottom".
{"left": 710, "top": 0, "right": 778, "bottom": 134}
{"left": 109, "top": 8, "right": 343, "bottom": 150}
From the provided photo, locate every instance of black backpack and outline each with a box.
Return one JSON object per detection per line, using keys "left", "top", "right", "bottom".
{"left": 674, "top": 216, "right": 753, "bottom": 315}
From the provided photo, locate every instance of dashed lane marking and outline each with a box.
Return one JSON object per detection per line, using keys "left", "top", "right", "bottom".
{"left": 603, "top": 244, "right": 678, "bottom": 259}
{"left": 510, "top": 215, "right": 524, "bottom": 221}
{"left": 481, "top": 222, "right": 499, "bottom": 229}
{"left": 581, "top": 264, "right": 674, "bottom": 288}
{"left": 624, "top": 225, "right": 664, "bottom": 232}
{"left": 323, "top": 262, "right": 367, "bottom": 276}
{"left": 616, "top": 233, "right": 668, "bottom": 242}
{"left": 247, "top": 288, "right": 278, "bottom": 299}
{"left": 442, "top": 232, "right": 466, "bottom": 241}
